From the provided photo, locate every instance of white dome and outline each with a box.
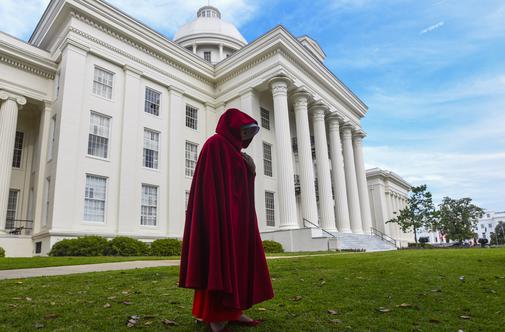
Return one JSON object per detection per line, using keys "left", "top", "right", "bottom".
{"left": 174, "top": 6, "right": 247, "bottom": 47}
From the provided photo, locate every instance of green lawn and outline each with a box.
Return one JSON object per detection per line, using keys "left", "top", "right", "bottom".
{"left": 1, "top": 248, "right": 504, "bottom": 331}
{"left": 0, "top": 256, "right": 179, "bottom": 271}
{"left": 0, "top": 252, "right": 334, "bottom": 270}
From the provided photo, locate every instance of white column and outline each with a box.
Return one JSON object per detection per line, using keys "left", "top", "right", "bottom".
{"left": 219, "top": 43, "right": 224, "bottom": 61}
{"left": 0, "top": 91, "right": 26, "bottom": 229}
{"left": 341, "top": 123, "right": 363, "bottom": 234}
{"left": 292, "top": 91, "right": 319, "bottom": 225}
{"left": 353, "top": 130, "right": 373, "bottom": 235}
{"left": 327, "top": 116, "right": 352, "bottom": 233}
{"left": 386, "top": 192, "right": 396, "bottom": 238}
{"left": 392, "top": 193, "right": 400, "bottom": 239}
{"left": 269, "top": 77, "right": 298, "bottom": 229}
{"left": 308, "top": 104, "right": 334, "bottom": 230}
{"left": 192, "top": 43, "right": 197, "bottom": 54}
{"left": 32, "top": 101, "right": 52, "bottom": 234}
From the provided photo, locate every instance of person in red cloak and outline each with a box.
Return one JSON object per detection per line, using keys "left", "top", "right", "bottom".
{"left": 179, "top": 108, "right": 274, "bottom": 332}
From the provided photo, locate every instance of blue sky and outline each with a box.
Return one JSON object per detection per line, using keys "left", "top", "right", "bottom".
{"left": 1, "top": 0, "right": 504, "bottom": 210}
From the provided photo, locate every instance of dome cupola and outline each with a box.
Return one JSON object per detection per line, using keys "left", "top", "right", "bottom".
{"left": 174, "top": 5, "right": 247, "bottom": 63}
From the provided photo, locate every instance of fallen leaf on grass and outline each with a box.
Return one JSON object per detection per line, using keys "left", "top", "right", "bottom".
{"left": 50, "top": 302, "right": 56, "bottom": 306}
{"left": 123, "top": 301, "right": 132, "bottom": 305}
{"left": 459, "top": 276, "right": 465, "bottom": 282}
{"left": 103, "top": 303, "right": 111, "bottom": 308}
{"left": 396, "top": 303, "right": 412, "bottom": 308}
{"left": 460, "top": 315, "right": 471, "bottom": 320}
{"left": 327, "top": 309, "right": 338, "bottom": 315}
{"left": 144, "top": 321, "right": 153, "bottom": 326}
{"left": 25, "top": 297, "right": 32, "bottom": 301}
{"left": 15, "top": 281, "right": 23, "bottom": 284}
{"left": 107, "top": 296, "right": 116, "bottom": 300}
{"left": 319, "top": 280, "right": 326, "bottom": 286}
{"left": 161, "top": 319, "right": 178, "bottom": 326}
{"left": 257, "top": 307, "right": 267, "bottom": 311}
{"left": 330, "top": 319, "right": 343, "bottom": 324}
{"left": 34, "top": 323, "right": 44, "bottom": 329}
{"left": 8, "top": 304, "right": 18, "bottom": 308}
{"left": 376, "top": 307, "right": 391, "bottom": 313}
{"left": 290, "top": 295, "right": 303, "bottom": 301}
{"left": 44, "top": 313, "right": 60, "bottom": 320}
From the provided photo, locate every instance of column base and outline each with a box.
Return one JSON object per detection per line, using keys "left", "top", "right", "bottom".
{"left": 351, "top": 229, "right": 364, "bottom": 235}
{"left": 338, "top": 228, "right": 353, "bottom": 234}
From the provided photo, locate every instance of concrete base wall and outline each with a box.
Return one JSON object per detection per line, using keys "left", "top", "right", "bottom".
{"left": 260, "top": 228, "right": 329, "bottom": 252}
{"left": 0, "top": 235, "right": 33, "bottom": 257}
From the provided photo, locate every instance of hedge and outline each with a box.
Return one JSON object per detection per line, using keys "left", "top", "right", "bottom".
{"left": 150, "top": 238, "right": 182, "bottom": 256}
{"left": 49, "top": 236, "right": 108, "bottom": 256}
{"left": 262, "top": 240, "right": 284, "bottom": 253}
{"left": 104, "top": 236, "right": 150, "bottom": 256}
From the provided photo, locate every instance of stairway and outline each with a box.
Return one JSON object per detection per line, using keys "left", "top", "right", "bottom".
{"left": 326, "top": 232, "right": 397, "bottom": 252}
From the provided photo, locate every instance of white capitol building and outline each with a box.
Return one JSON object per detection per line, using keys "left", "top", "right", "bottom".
{"left": 0, "top": 0, "right": 413, "bottom": 257}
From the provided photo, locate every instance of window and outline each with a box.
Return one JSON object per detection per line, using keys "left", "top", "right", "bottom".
{"left": 263, "top": 142, "right": 272, "bottom": 177}
{"left": 265, "top": 191, "right": 275, "bottom": 227}
{"left": 481, "top": 223, "right": 484, "bottom": 229}
{"left": 141, "top": 184, "right": 158, "bottom": 226}
{"left": 35, "top": 241, "right": 42, "bottom": 254}
{"left": 93, "top": 66, "right": 113, "bottom": 99}
{"left": 12, "top": 131, "right": 24, "bottom": 168}
{"left": 43, "top": 177, "right": 50, "bottom": 226}
{"left": 88, "top": 112, "right": 110, "bottom": 159}
{"left": 204, "top": 51, "right": 211, "bottom": 62}
{"left": 47, "top": 115, "right": 56, "bottom": 161}
{"left": 84, "top": 175, "right": 107, "bottom": 222}
{"left": 185, "top": 190, "right": 190, "bottom": 210}
{"left": 143, "top": 129, "right": 159, "bottom": 169}
{"left": 145, "top": 87, "right": 161, "bottom": 116}
{"left": 186, "top": 105, "right": 198, "bottom": 129}
{"left": 5, "top": 190, "right": 18, "bottom": 229}
{"left": 489, "top": 223, "right": 492, "bottom": 228}
{"left": 185, "top": 142, "right": 198, "bottom": 177}
{"left": 260, "top": 108, "right": 270, "bottom": 130}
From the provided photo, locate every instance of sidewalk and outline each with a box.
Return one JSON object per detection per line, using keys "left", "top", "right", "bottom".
{"left": 0, "top": 253, "right": 338, "bottom": 280}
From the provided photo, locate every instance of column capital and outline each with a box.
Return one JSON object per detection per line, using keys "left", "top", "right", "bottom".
{"left": 341, "top": 122, "right": 355, "bottom": 139}
{"left": 353, "top": 128, "right": 367, "bottom": 139}
{"left": 269, "top": 76, "right": 292, "bottom": 96}
{"left": 309, "top": 101, "right": 329, "bottom": 119}
{"left": 291, "top": 89, "right": 310, "bottom": 110}
{"left": 0, "top": 90, "right": 27, "bottom": 108}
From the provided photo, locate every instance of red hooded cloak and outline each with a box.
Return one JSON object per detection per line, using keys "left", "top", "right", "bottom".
{"left": 179, "top": 108, "right": 274, "bottom": 310}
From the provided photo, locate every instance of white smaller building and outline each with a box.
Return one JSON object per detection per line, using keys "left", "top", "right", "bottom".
{"left": 475, "top": 211, "right": 505, "bottom": 240}
{"left": 366, "top": 168, "right": 414, "bottom": 247}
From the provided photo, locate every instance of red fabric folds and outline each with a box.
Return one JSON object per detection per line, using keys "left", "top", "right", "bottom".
{"left": 179, "top": 108, "right": 274, "bottom": 311}
{"left": 192, "top": 289, "right": 243, "bottom": 322}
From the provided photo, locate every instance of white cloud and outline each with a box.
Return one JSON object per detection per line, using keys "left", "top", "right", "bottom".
{"left": 420, "top": 21, "right": 445, "bottom": 34}
{"left": 364, "top": 146, "right": 505, "bottom": 210}
{"left": 0, "top": 0, "right": 50, "bottom": 39}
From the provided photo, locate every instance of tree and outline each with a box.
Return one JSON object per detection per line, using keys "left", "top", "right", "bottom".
{"left": 386, "top": 185, "right": 436, "bottom": 244}
{"left": 490, "top": 222, "right": 505, "bottom": 245}
{"left": 435, "top": 197, "right": 484, "bottom": 242}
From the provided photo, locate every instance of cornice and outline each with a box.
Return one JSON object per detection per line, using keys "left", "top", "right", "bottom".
{"left": 68, "top": 10, "right": 214, "bottom": 86}
{"left": 0, "top": 54, "right": 56, "bottom": 80}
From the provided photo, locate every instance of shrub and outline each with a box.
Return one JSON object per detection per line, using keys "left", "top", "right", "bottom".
{"left": 104, "top": 236, "right": 149, "bottom": 256}
{"left": 0, "top": 246, "right": 5, "bottom": 257}
{"left": 150, "top": 238, "right": 182, "bottom": 256}
{"left": 262, "top": 240, "right": 284, "bottom": 253}
{"left": 49, "top": 236, "right": 108, "bottom": 256}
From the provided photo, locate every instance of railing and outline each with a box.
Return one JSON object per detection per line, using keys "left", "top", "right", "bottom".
{"left": 4, "top": 219, "right": 33, "bottom": 235}
{"left": 371, "top": 227, "right": 397, "bottom": 247}
{"left": 303, "top": 218, "right": 337, "bottom": 238}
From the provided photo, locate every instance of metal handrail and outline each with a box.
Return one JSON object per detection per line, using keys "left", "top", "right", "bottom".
{"left": 303, "top": 218, "right": 337, "bottom": 238}
{"left": 371, "top": 227, "right": 397, "bottom": 247}
{"left": 4, "top": 219, "right": 33, "bottom": 235}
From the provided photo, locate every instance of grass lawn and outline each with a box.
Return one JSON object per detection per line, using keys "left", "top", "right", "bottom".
{"left": 0, "top": 252, "right": 334, "bottom": 270}
{"left": 0, "top": 256, "right": 179, "bottom": 271}
{"left": 0, "top": 248, "right": 504, "bottom": 331}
